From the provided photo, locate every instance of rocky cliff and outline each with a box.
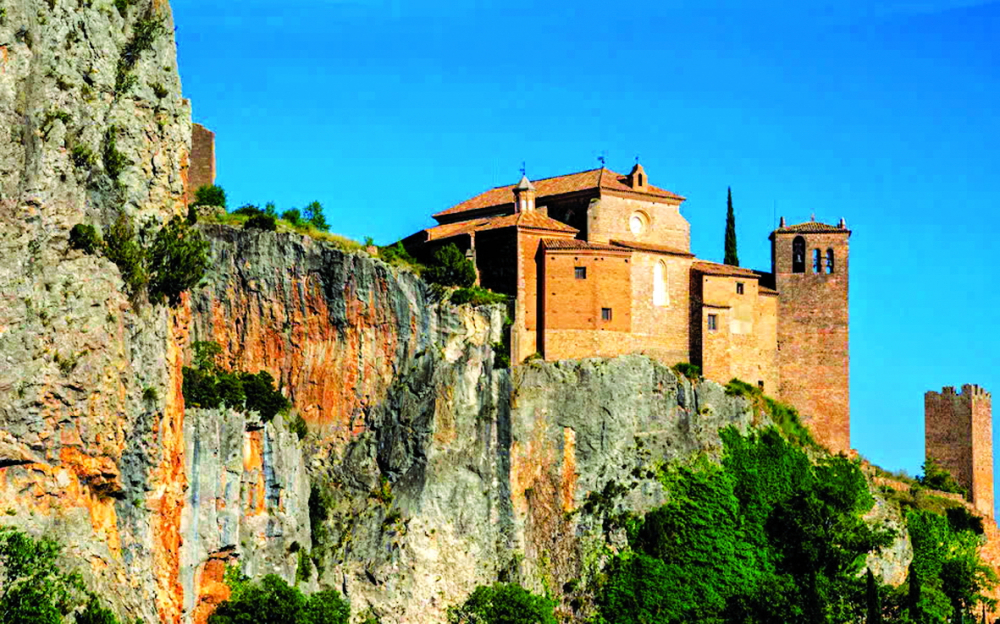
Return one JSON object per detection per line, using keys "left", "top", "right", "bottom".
{"left": 0, "top": 1, "right": 979, "bottom": 623}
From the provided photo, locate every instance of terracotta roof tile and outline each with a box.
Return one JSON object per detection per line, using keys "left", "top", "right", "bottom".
{"left": 542, "top": 239, "right": 629, "bottom": 252}
{"left": 777, "top": 222, "right": 849, "bottom": 234}
{"left": 692, "top": 261, "right": 761, "bottom": 278}
{"left": 476, "top": 211, "right": 579, "bottom": 233}
{"left": 759, "top": 286, "right": 779, "bottom": 296}
{"left": 609, "top": 239, "right": 694, "bottom": 257}
{"left": 434, "top": 167, "right": 683, "bottom": 220}
{"left": 422, "top": 219, "right": 490, "bottom": 241}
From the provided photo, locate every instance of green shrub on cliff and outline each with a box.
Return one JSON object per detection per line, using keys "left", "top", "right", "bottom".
{"left": 423, "top": 243, "right": 476, "bottom": 288}
{"left": 447, "top": 582, "right": 557, "bottom": 624}
{"left": 194, "top": 185, "right": 227, "bottom": 208}
{"left": 0, "top": 527, "right": 128, "bottom": 624}
{"left": 181, "top": 342, "right": 290, "bottom": 420}
{"left": 103, "top": 212, "right": 148, "bottom": 297}
{"left": 147, "top": 216, "right": 210, "bottom": 306}
{"left": 209, "top": 569, "right": 348, "bottom": 624}
{"left": 918, "top": 457, "right": 968, "bottom": 498}
{"left": 69, "top": 223, "right": 101, "bottom": 254}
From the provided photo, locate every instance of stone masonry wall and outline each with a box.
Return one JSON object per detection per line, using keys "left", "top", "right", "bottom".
{"left": 773, "top": 229, "right": 851, "bottom": 453}
{"left": 925, "top": 385, "right": 993, "bottom": 517}
{"left": 187, "top": 123, "right": 215, "bottom": 205}
{"left": 587, "top": 194, "right": 690, "bottom": 252}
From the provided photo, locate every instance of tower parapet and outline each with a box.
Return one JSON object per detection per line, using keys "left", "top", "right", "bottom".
{"left": 925, "top": 385, "right": 993, "bottom": 517}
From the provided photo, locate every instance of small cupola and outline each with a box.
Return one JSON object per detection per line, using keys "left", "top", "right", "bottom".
{"left": 513, "top": 174, "right": 537, "bottom": 212}
{"left": 629, "top": 162, "right": 647, "bottom": 190}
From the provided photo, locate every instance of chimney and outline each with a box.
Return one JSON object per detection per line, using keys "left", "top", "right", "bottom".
{"left": 513, "top": 174, "right": 536, "bottom": 212}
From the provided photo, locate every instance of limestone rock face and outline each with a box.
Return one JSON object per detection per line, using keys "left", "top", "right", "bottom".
{"left": 0, "top": 1, "right": 190, "bottom": 622}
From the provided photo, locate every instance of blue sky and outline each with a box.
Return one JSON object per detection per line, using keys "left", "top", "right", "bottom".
{"left": 172, "top": 0, "right": 1000, "bottom": 488}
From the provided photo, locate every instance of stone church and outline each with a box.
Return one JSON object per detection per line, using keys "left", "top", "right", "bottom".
{"left": 403, "top": 164, "right": 852, "bottom": 453}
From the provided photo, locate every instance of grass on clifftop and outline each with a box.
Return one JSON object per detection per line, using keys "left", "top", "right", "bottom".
{"left": 198, "top": 208, "right": 365, "bottom": 253}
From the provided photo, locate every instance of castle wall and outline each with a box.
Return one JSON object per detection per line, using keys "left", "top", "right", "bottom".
{"left": 925, "top": 385, "right": 993, "bottom": 517}
{"left": 774, "top": 230, "right": 850, "bottom": 453}
{"left": 187, "top": 123, "right": 216, "bottom": 205}
{"left": 693, "top": 274, "right": 779, "bottom": 393}
{"left": 626, "top": 252, "right": 693, "bottom": 363}
{"left": 587, "top": 194, "right": 690, "bottom": 252}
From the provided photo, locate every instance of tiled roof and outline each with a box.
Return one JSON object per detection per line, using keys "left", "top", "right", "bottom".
{"left": 422, "top": 219, "right": 490, "bottom": 241}
{"left": 759, "top": 286, "right": 779, "bottom": 296}
{"left": 692, "top": 261, "right": 761, "bottom": 278}
{"left": 610, "top": 239, "right": 694, "bottom": 257}
{"left": 477, "top": 211, "right": 579, "bottom": 233}
{"left": 776, "top": 222, "right": 848, "bottom": 234}
{"left": 434, "top": 167, "right": 684, "bottom": 220}
{"left": 542, "top": 239, "right": 629, "bottom": 252}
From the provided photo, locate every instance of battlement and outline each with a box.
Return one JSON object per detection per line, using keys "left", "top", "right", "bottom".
{"left": 932, "top": 385, "right": 992, "bottom": 399}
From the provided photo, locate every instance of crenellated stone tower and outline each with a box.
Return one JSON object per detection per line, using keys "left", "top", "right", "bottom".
{"left": 770, "top": 217, "right": 851, "bottom": 453}
{"left": 925, "top": 385, "right": 994, "bottom": 517}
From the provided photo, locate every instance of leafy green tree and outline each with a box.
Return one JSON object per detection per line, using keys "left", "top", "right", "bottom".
{"left": 447, "top": 583, "right": 557, "bottom": 624}
{"left": 194, "top": 185, "right": 227, "bottom": 208}
{"left": 241, "top": 371, "right": 290, "bottom": 422}
{"left": 919, "top": 458, "right": 969, "bottom": 498}
{"left": 0, "top": 527, "right": 84, "bottom": 624}
{"left": 724, "top": 186, "right": 739, "bottom": 266}
{"left": 208, "top": 572, "right": 348, "bottom": 624}
{"left": 303, "top": 201, "right": 329, "bottom": 232}
{"left": 423, "top": 244, "right": 476, "bottom": 288}
{"left": 147, "top": 216, "right": 211, "bottom": 306}
{"left": 75, "top": 597, "right": 123, "bottom": 624}
{"left": 245, "top": 214, "right": 277, "bottom": 231}
{"left": 281, "top": 209, "right": 304, "bottom": 227}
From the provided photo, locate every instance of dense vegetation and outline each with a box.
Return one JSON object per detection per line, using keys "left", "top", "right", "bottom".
{"left": 194, "top": 185, "right": 227, "bottom": 209}
{"left": 0, "top": 527, "right": 135, "bottom": 624}
{"left": 208, "top": 567, "right": 349, "bottom": 624}
{"left": 181, "top": 341, "right": 291, "bottom": 422}
{"left": 591, "top": 426, "right": 997, "bottom": 624}
{"left": 448, "top": 583, "right": 557, "bottom": 624}
{"left": 423, "top": 243, "right": 476, "bottom": 288}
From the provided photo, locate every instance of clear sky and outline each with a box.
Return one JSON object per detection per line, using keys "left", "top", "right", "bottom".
{"left": 171, "top": 0, "right": 1000, "bottom": 489}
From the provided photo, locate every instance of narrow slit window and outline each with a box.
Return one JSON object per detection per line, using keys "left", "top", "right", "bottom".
{"left": 792, "top": 236, "right": 806, "bottom": 273}
{"left": 813, "top": 249, "right": 822, "bottom": 273}
{"left": 653, "top": 260, "right": 668, "bottom": 306}
{"left": 707, "top": 314, "right": 718, "bottom": 331}
{"left": 826, "top": 249, "right": 835, "bottom": 274}
{"left": 601, "top": 308, "right": 613, "bottom": 321}
{"left": 575, "top": 266, "right": 587, "bottom": 279}
{"left": 736, "top": 282, "right": 744, "bottom": 295}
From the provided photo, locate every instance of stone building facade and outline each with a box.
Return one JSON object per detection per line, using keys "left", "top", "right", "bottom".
{"left": 925, "top": 385, "right": 993, "bottom": 516}
{"left": 402, "top": 164, "right": 852, "bottom": 453}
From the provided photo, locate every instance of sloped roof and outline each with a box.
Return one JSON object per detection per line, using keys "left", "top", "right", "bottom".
{"left": 542, "top": 239, "right": 629, "bottom": 252}
{"left": 692, "top": 261, "right": 761, "bottom": 278}
{"left": 434, "top": 168, "right": 684, "bottom": 220}
{"left": 476, "top": 211, "right": 579, "bottom": 234}
{"left": 422, "top": 219, "right": 491, "bottom": 241}
{"left": 610, "top": 239, "right": 694, "bottom": 257}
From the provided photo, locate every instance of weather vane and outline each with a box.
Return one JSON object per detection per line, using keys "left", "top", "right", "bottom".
{"left": 520, "top": 161, "right": 527, "bottom": 177}
{"left": 598, "top": 155, "right": 606, "bottom": 166}
{"left": 635, "top": 155, "right": 640, "bottom": 164}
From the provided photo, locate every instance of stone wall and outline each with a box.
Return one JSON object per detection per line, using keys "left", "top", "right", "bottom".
{"left": 925, "top": 385, "right": 993, "bottom": 517}
{"left": 187, "top": 123, "right": 216, "bottom": 205}
{"left": 587, "top": 194, "right": 690, "bottom": 252}
{"left": 773, "top": 229, "right": 851, "bottom": 453}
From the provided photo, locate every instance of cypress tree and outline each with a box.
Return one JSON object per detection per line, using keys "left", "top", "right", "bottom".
{"left": 866, "top": 568, "right": 883, "bottom": 624}
{"left": 908, "top": 562, "right": 922, "bottom": 622}
{"left": 724, "top": 187, "right": 739, "bottom": 266}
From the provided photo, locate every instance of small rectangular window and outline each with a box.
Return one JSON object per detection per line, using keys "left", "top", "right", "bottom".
{"left": 575, "top": 267, "right": 587, "bottom": 279}
{"left": 736, "top": 282, "right": 744, "bottom": 295}
{"left": 707, "top": 314, "right": 718, "bottom": 331}
{"left": 601, "top": 308, "right": 613, "bottom": 321}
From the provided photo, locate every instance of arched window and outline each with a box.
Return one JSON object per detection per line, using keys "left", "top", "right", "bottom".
{"left": 792, "top": 236, "right": 806, "bottom": 273}
{"left": 813, "top": 249, "right": 822, "bottom": 273}
{"left": 826, "top": 249, "right": 835, "bottom": 274}
{"left": 653, "top": 260, "right": 668, "bottom": 306}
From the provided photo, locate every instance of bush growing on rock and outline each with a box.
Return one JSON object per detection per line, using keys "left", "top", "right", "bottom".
{"left": 208, "top": 570, "right": 349, "bottom": 624}
{"left": 103, "top": 212, "right": 148, "bottom": 297}
{"left": 447, "top": 582, "right": 557, "bottom": 624}
{"left": 194, "top": 184, "right": 227, "bottom": 208}
{"left": 423, "top": 243, "right": 476, "bottom": 288}
{"left": 69, "top": 223, "right": 101, "bottom": 254}
{"left": 147, "top": 216, "right": 210, "bottom": 306}
{"left": 182, "top": 342, "right": 290, "bottom": 419}
{"left": 244, "top": 213, "right": 277, "bottom": 231}
{"left": 0, "top": 527, "right": 127, "bottom": 624}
